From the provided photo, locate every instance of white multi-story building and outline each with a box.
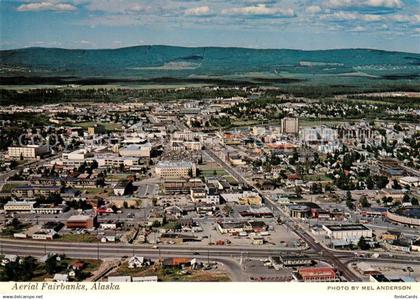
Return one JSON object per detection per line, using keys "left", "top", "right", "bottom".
{"left": 8, "top": 145, "right": 49, "bottom": 159}
{"left": 155, "top": 161, "right": 196, "bottom": 179}
{"left": 95, "top": 154, "right": 140, "bottom": 168}
{"left": 4, "top": 201, "right": 36, "bottom": 213}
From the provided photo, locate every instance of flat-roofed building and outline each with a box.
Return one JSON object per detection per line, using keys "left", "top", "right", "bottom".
{"left": 119, "top": 143, "right": 151, "bottom": 158}
{"left": 294, "top": 267, "right": 339, "bottom": 282}
{"left": 95, "top": 154, "right": 140, "bottom": 169}
{"left": 322, "top": 224, "right": 372, "bottom": 240}
{"left": 33, "top": 204, "right": 67, "bottom": 214}
{"left": 155, "top": 161, "right": 196, "bottom": 179}
{"left": 281, "top": 118, "right": 299, "bottom": 134}
{"left": 87, "top": 124, "right": 105, "bottom": 136}
{"left": 8, "top": 145, "right": 49, "bottom": 159}
{"left": 162, "top": 179, "right": 204, "bottom": 194}
{"left": 4, "top": 201, "right": 35, "bottom": 213}
{"left": 11, "top": 185, "right": 61, "bottom": 199}
{"left": 66, "top": 215, "right": 96, "bottom": 229}
{"left": 269, "top": 255, "right": 313, "bottom": 270}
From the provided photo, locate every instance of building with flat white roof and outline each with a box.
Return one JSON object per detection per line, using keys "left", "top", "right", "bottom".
{"left": 8, "top": 145, "right": 49, "bottom": 159}
{"left": 95, "top": 153, "right": 140, "bottom": 168}
{"left": 119, "top": 144, "right": 152, "bottom": 158}
{"left": 155, "top": 161, "right": 196, "bottom": 179}
{"left": 322, "top": 224, "right": 372, "bottom": 240}
{"left": 4, "top": 201, "right": 36, "bottom": 213}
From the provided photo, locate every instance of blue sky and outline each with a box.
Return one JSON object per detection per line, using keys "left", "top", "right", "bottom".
{"left": 1, "top": 0, "right": 419, "bottom": 52}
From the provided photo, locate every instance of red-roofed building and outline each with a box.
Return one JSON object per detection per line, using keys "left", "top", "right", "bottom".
{"left": 295, "top": 267, "right": 339, "bottom": 282}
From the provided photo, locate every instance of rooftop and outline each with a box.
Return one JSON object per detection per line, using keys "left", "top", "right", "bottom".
{"left": 323, "top": 224, "right": 371, "bottom": 231}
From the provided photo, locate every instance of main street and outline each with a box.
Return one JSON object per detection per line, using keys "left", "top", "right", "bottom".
{"left": 203, "top": 147, "right": 362, "bottom": 281}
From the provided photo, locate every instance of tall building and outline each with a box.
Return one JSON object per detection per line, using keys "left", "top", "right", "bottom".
{"left": 155, "top": 161, "right": 196, "bottom": 179}
{"left": 281, "top": 118, "right": 299, "bottom": 134}
{"left": 8, "top": 145, "right": 50, "bottom": 159}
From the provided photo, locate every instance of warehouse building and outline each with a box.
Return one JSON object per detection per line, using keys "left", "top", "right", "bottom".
{"left": 322, "top": 224, "right": 372, "bottom": 240}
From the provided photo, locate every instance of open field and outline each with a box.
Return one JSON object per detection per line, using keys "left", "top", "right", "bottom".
{"left": 110, "top": 262, "right": 230, "bottom": 282}
{"left": 58, "top": 233, "right": 99, "bottom": 243}
{"left": 1, "top": 182, "right": 27, "bottom": 193}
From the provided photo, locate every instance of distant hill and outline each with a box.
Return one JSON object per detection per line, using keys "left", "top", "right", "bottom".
{"left": 1, "top": 45, "right": 419, "bottom": 86}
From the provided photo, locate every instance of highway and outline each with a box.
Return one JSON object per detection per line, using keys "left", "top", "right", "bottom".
{"left": 0, "top": 238, "right": 336, "bottom": 259}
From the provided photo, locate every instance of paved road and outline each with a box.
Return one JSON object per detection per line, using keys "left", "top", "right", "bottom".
{"left": 204, "top": 147, "right": 362, "bottom": 281}
{"left": 0, "top": 238, "right": 323, "bottom": 259}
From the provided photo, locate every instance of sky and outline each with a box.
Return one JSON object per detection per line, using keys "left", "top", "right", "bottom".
{"left": 0, "top": 0, "right": 419, "bottom": 53}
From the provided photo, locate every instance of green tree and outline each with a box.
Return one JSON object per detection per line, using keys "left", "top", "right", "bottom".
{"left": 359, "top": 195, "right": 370, "bottom": 208}
{"left": 45, "top": 255, "right": 57, "bottom": 275}
{"left": 358, "top": 236, "right": 370, "bottom": 250}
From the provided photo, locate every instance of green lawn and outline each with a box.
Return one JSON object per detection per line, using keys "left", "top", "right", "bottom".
{"left": 1, "top": 182, "right": 27, "bottom": 193}
{"left": 200, "top": 169, "right": 228, "bottom": 177}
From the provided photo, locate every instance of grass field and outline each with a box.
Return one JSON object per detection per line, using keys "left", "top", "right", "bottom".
{"left": 58, "top": 233, "right": 99, "bottom": 243}
{"left": 200, "top": 169, "right": 228, "bottom": 177}
{"left": 1, "top": 182, "right": 27, "bottom": 193}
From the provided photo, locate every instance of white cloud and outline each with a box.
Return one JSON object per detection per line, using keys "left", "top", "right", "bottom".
{"left": 350, "top": 25, "right": 366, "bottom": 31}
{"left": 222, "top": 4, "right": 295, "bottom": 17}
{"left": 185, "top": 6, "right": 211, "bottom": 16}
{"left": 17, "top": 1, "right": 77, "bottom": 12}
{"left": 321, "top": 11, "right": 383, "bottom": 21}
{"left": 306, "top": 5, "right": 322, "bottom": 14}
{"left": 326, "top": 0, "right": 403, "bottom": 9}
{"left": 389, "top": 14, "right": 420, "bottom": 24}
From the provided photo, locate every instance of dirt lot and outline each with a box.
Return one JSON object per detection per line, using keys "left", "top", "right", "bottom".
{"left": 109, "top": 261, "right": 230, "bottom": 282}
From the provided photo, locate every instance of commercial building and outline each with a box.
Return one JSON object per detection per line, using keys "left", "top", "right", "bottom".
{"left": 294, "top": 267, "right": 339, "bottom": 282}
{"left": 4, "top": 201, "right": 35, "bottom": 213}
{"left": 216, "top": 221, "right": 250, "bottom": 234}
{"left": 8, "top": 145, "right": 49, "bottom": 159}
{"left": 66, "top": 215, "right": 97, "bottom": 229}
{"left": 162, "top": 179, "right": 204, "bottom": 194}
{"left": 87, "top": 124, "right": 106, "bottom": 136}
{"left": 119, "top": 143, "right": 152, "bottom": 158}
{"left": 386, "top": 206, "right": 420, "bottom": 227}
{"left": 269, "top": 255, "right": 313, "bottom": 270}
{"left": 322, "top": 224, "right": 372, "bottom": 240}
{"left": 33, "top": 204, "right": 67, "bottom": 214}
{"left": 155, "top": 161, "right": 196, "bottom": 179}
{"left": 399, "top": 176, "right": 420, "bottom": 187}
{"left": 281, "top": 118, "right": 299, "bottom": 134}
{"left": 95, "top": 154, "right": 141, "bottom": 169}
{"left": 11, "top": 185, "right": 61, "bottom": 199}
{"left": 288, "top": 205, "right": 311, "bottom": 218}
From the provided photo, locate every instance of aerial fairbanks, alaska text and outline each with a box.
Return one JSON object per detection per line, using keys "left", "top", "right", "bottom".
{"left": 11, "top": 282, "right": 121, "bottom": 291}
